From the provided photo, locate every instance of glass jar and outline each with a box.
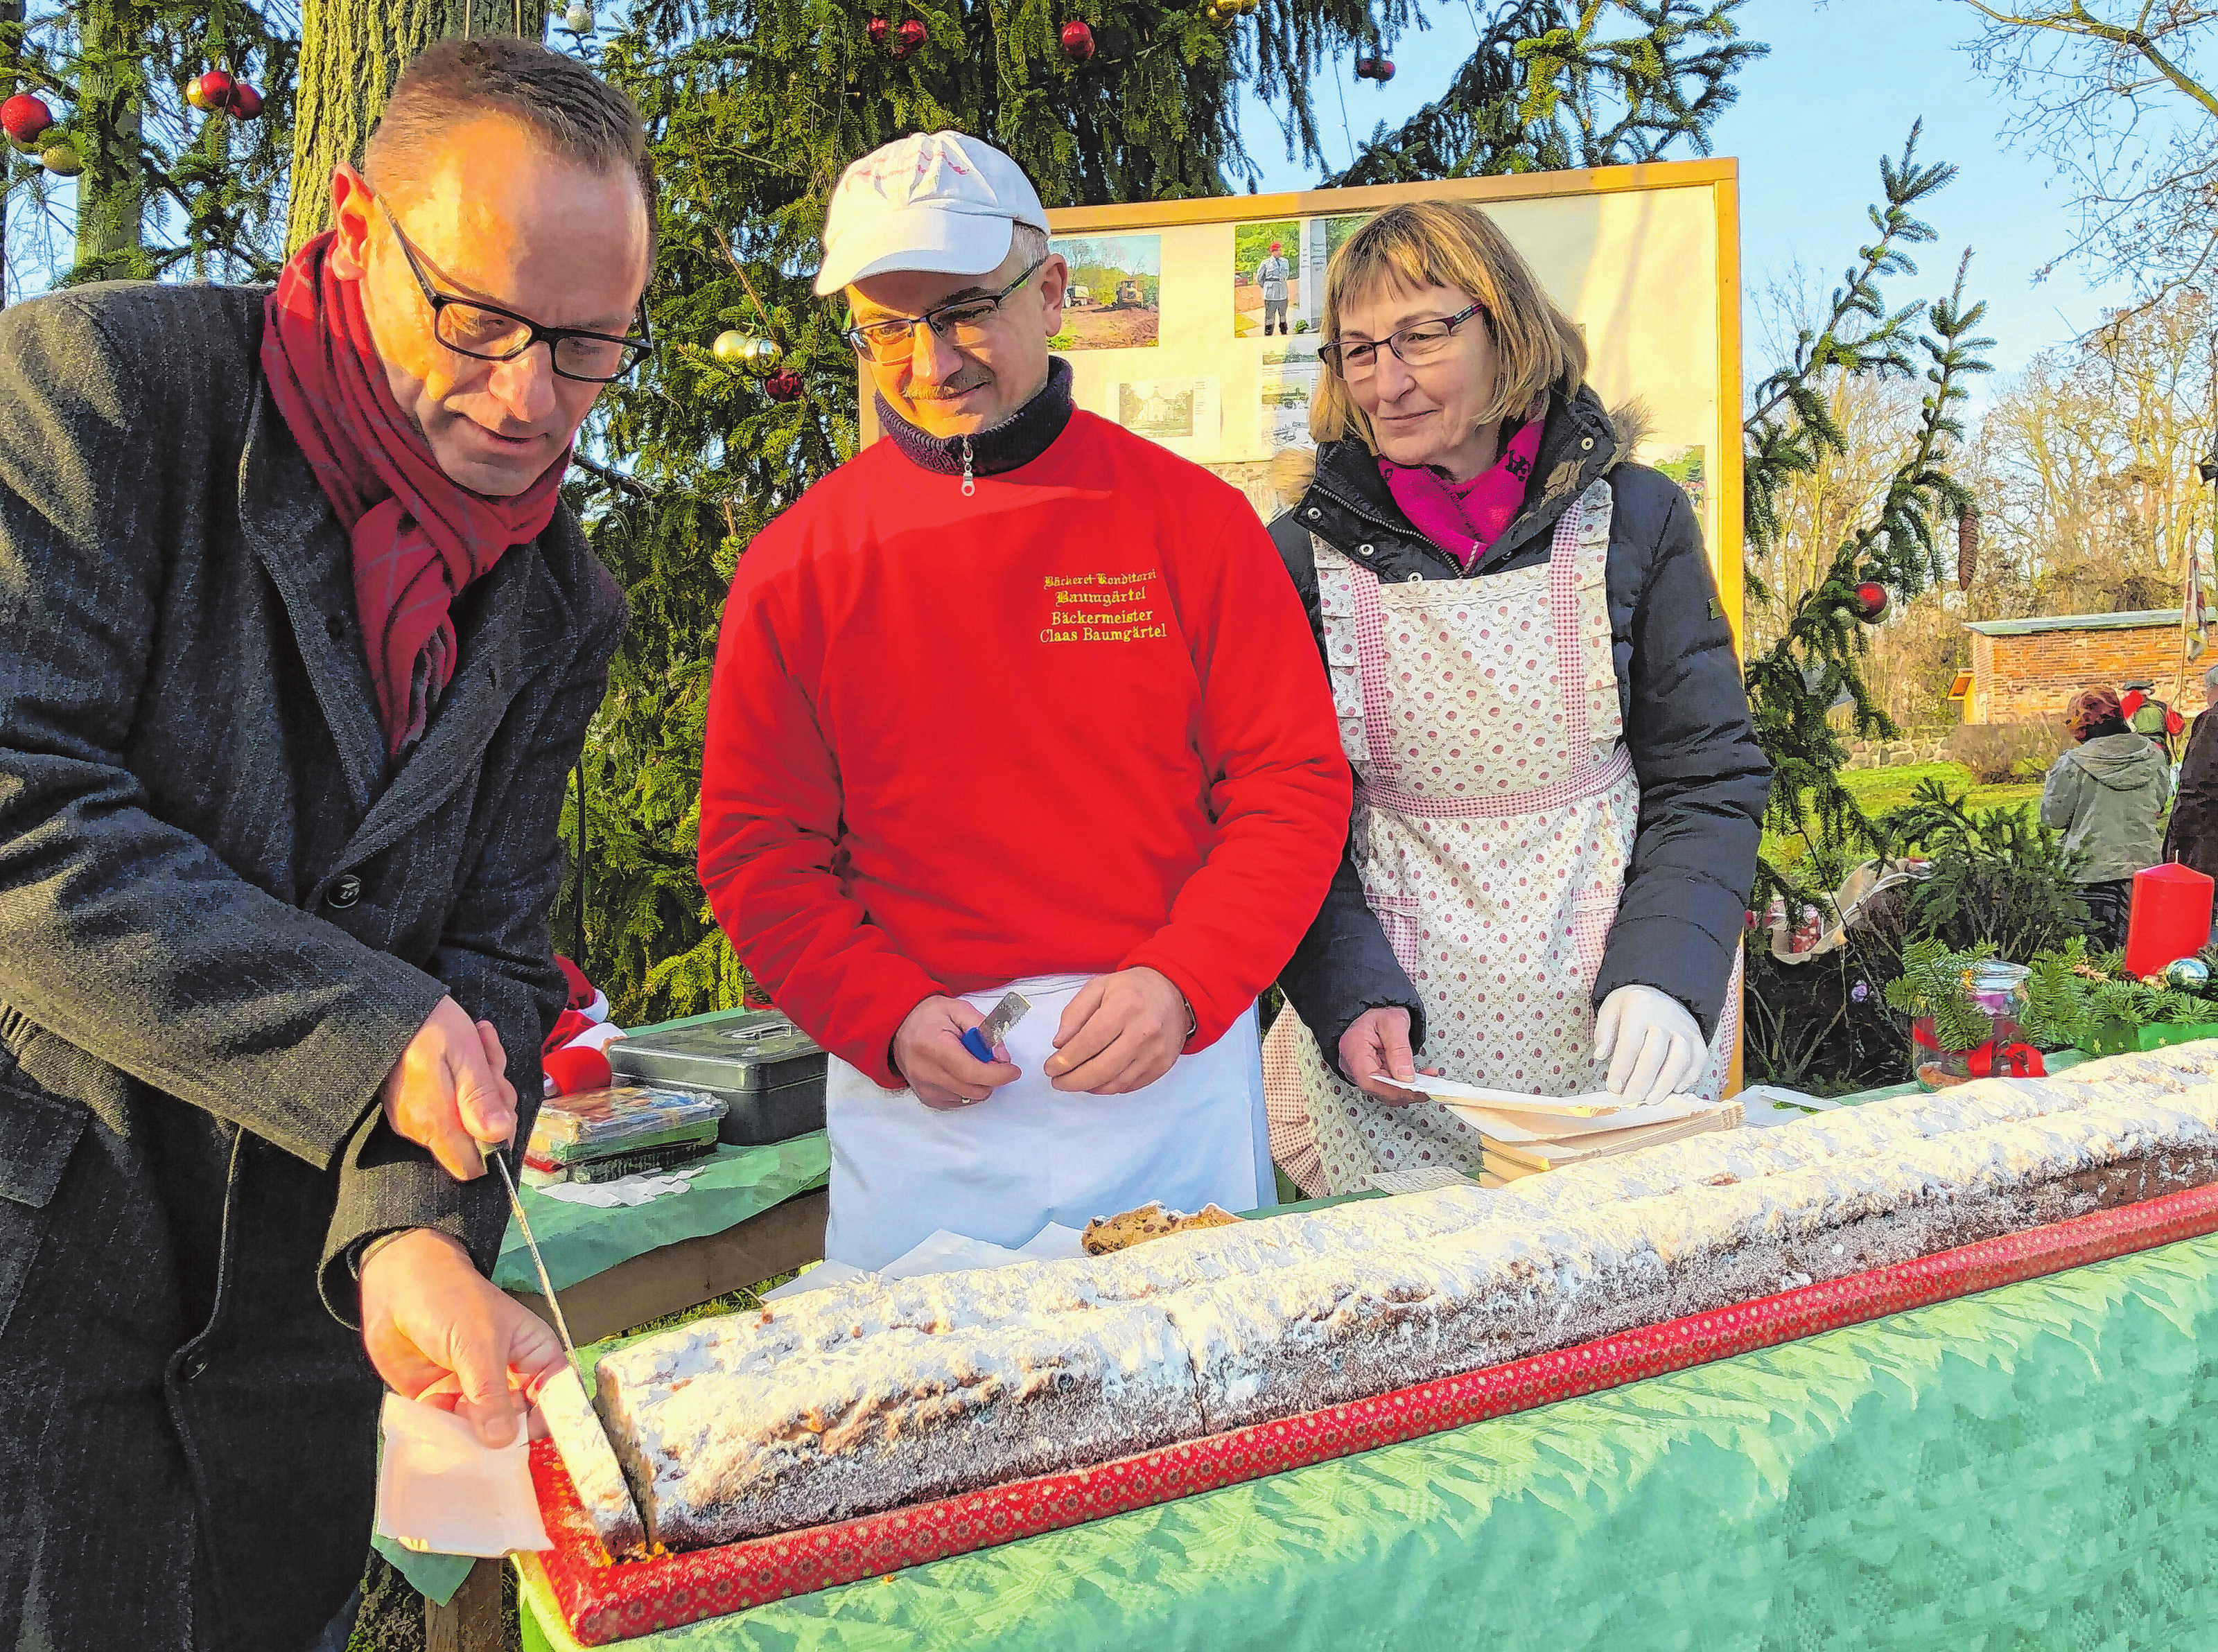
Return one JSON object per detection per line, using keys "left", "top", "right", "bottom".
{"left": 1911, "top": 961, "right": 2030, "bottom": 1090}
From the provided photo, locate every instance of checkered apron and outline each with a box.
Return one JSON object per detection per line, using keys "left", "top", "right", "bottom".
{"left": 1289, "top": 478, "right": 1736, "bottom": 1190}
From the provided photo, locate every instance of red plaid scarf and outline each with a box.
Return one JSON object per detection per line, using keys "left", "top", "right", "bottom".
{"left": 260, "top": 231, "right": 568, "bottom": 757}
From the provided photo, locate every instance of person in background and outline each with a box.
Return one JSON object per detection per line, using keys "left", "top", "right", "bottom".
{"left": 2161, "top": 663, "right": 2218, "bottom": 896}
{"left": 1255, "top": 239, "right": 1292, "bottom": 335}
{"left": 697, "top": 132, "right": 1349, "bottom": 1269}
{"left": 1264, "top": 200, "right": 1770, "bottom": 1194}
{"left": 2121, "top": 679, "right": 2185, "bottom": 759}
{"left": 2045, "top": 685, "right": 2171, "bottom": 952}
{"left": 0, "top": 39, "right": 640, "bottom": 1652}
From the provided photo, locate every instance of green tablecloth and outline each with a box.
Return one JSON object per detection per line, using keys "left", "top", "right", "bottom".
{"left": 494, "top": 1133, "right": 830, "bottom": 1295}
{"left": 518, "top": 1226, "right": 2218, "bottom": 1651}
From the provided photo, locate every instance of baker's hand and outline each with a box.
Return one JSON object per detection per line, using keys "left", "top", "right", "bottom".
{"left": 1338, "top": 1006, "right": 1442, "bottom": 1103}
{"left": 1594, "top": 985, "right": 1704, "bottom": 1105}
{"left": 381, "top": 996, "right": 516, "bottom": 1181}
{"left": 893, "top": 994, "right": 1021, "bottom": 1110}
{"left": 360, "top": 1227, "right": 566, "bottom": 1448}
{"left": 1045, "top": 967, "right": 1188, "bottom": 1095}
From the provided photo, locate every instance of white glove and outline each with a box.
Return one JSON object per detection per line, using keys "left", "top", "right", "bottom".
{"left": 1593, "top": 985, "right": 1705, "bottom": 1105}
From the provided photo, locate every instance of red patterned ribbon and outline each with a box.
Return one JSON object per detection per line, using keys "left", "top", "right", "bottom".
{"left": 1908, "top": 1020, "right": 2047, "bottom": 1077}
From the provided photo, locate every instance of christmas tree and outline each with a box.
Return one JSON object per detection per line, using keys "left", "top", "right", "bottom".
{"left": 0, "top": 0, "right": 296, "bottom": 292}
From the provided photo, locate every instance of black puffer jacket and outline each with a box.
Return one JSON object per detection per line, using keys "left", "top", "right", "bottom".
{"left": 1269, "top": 385, "right": 1770, "bottom": 1064}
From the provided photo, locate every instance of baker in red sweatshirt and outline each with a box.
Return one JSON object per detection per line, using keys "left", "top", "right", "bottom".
{"left": 698, "top": 131, "right": 1350, "bottom": 1267}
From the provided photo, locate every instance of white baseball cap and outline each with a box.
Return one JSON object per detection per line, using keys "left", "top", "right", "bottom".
{"left": 814, "top": 131, "right": 1048, "bottom": 296}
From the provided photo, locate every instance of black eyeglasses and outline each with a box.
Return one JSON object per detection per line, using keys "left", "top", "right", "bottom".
{"left": 377, "top": 197, "right": 654, "bottom": 384}
{"left": 1319, "top": 301, "right": 1487, "bottom": 380}
{"left": 841, "top": 258, "right": 1047, "bottom": 364}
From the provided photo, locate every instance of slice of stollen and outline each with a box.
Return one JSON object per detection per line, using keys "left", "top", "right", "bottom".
{"left": 536, "top": 1364, "right": 647, "bottom": 1561}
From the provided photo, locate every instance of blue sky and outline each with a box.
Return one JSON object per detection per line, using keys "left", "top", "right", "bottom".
{"left": 1234, "top": 0, "right": 2147, "bottom": 380}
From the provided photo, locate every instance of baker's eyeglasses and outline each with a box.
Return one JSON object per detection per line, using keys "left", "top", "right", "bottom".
{"left": 378, "top": 197, "right": 654, "bottom": 383}
{"left": 1320, "top": 301, "right": 1487, "bottom": 380}
{"left": 842, "top": 259, "right": 1047, "bottom": 364}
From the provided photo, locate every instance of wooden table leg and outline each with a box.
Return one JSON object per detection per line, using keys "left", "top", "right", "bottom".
{"left": 424, "top": 1556, "right": 504, "bottom": 1652}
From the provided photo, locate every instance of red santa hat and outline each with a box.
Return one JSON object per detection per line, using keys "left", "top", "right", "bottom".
{"left": 554, "top": 954, "right": 610, "bottom": 1023}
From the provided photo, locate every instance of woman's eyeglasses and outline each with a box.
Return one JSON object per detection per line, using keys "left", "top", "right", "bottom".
{"left": 842, "top": 260, "right": 1047, "bottom": 365}
{"left": 1319, "top": 301, "right": 1487, "bottom": 380}
{"left": 379, "top": 197, "right": 654, "bottom": 384}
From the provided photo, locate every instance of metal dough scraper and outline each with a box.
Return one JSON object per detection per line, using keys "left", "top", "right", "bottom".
{"left": 484, "top": 1145, "right": 649, "bottom": 1558}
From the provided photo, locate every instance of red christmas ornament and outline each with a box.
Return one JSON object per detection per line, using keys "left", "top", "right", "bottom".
{"left": 195, "top": 69, "right": 238, "bottom": 112}
{"left": 765, "top": 369, "right": 805, "bottom": 402}
{"left": 897, "top": 18, "right": 929, "bottom": 50}
{"left": 1060, "top": 19, "right": 1096, "bottom": 60}
{"left": 1372, "top": 58, "right": 1395, "bottom": 81}
{"left": 1852, "top": 580, "right": 1889, "bottom": 622}
{"left": 867, "top": 15, "right": 889, "bottom": 44}
{"left": 1, "top": 93, "right": 52, "bottom": 144}
{"left": 227, "top": 82, "right": 264, "bottom": 120}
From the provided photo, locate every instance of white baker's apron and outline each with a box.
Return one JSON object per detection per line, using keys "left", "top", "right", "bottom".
{"left": 1289, "top": 479, "right": 1738, "bottom": 1193}
{"left": 823, "top": 974, "right": 1270, "bottom": 1269}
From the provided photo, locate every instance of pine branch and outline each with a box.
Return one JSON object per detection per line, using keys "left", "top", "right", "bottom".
{"left": 1326, "top": 0, "right": 1764, "bottom": 186}
{"left": 1743, "top": 128, "right": 1991, "bottom": 913}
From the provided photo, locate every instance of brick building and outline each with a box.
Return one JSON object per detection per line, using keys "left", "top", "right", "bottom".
{"left": 1961, "top": 608, "right": 2188, "bottom": 723}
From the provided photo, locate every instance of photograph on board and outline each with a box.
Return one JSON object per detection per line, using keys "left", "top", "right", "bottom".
{"left": 1298, "top": 212, "right": 1371, "bottom": 331}
{"left": 1117, "top": 379, "right": 1198, "bottom": 439}
{"left": 1258, "top": 335, "right": 1322, "bottom": 450}
{"left": 1050, "top": 234, "right": 1161, "bottom": 350}
{"left": 1654, "top": 445, "right": 1706, "bottom": 516}
{"left": 1232, "top": 219, "right": 1299, "bottom": 338}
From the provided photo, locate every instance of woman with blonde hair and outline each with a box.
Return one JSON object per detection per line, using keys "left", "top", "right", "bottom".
{"left": 1266, "top": 200, "right": 1770, "bottom": 1192}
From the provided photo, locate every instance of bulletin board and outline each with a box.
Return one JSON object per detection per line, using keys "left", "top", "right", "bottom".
{"left": 860, "top": 159, "right": 1743, "bottom": 644}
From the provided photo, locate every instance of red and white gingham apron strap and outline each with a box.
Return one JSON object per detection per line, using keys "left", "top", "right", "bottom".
{"left": 1545, "top": 491, "right": 1591, "bottom": 757}
{"left": 1344, "top": 558, "right": 1401, "bottom": 791}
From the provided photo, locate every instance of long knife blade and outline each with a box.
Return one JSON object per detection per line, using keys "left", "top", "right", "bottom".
{"left": 486, "top": 1145, "right": 581, "bottom": 1372}
{"left": 482, "top": 1144, "right": 651, "bottom": 1557}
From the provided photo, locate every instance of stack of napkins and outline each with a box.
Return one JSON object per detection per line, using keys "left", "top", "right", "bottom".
{"left": 1371, "top": 1075, "right": 1742, "bottom": 1186}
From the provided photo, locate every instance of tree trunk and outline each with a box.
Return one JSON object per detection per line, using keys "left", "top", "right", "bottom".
{"left": 287, "top": 0, "right": 552, "bottom": 253}
{"left": 73, "top": 0, "right": 148, "bottom": 278}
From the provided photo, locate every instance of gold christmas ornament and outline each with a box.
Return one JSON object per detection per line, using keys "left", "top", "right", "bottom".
{"left": 713, "top": 331, "right": 784, "bottom": 375}
{"left": 39, "top": 140, "right": 82, "bottom": 176}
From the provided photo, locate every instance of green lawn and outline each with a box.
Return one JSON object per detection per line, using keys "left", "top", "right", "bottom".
{"left": 1762, "top": 761, "right": 2044, "bottom": 871}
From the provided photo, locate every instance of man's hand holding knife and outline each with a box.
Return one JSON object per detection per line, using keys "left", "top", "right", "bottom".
{"left": 358, "top": 994, "right": 567, "bottom": 1447}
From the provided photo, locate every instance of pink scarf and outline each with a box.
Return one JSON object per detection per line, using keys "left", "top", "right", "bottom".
{"left": 1377, "top": 416, "right": 1544, "bottom": 570}
{"left": 260, "top": 231, "right": 570, "bottom": 757}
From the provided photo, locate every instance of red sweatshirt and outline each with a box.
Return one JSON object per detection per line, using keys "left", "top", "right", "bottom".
{"left": 697, "top": 411, "right": 1351, "bottom": 1089}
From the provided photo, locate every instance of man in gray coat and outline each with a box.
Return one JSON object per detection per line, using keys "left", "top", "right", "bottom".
{"left": 0, "top": 39, "right": 639, "bottom": 1652}
{"left": 1255, "top": 238, "right": 1291, "bottom": 335}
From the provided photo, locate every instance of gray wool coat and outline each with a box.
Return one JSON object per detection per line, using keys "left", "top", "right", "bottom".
{"left": 0, "top": 283, "right": 625, "bottom": 1651}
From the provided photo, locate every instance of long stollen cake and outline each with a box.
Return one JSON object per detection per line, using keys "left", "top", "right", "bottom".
{"left": 577, "top": 1049, "right": 2218, "bottom": 1553}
